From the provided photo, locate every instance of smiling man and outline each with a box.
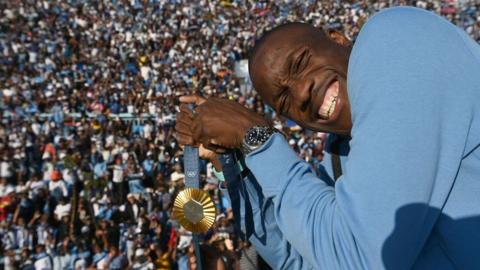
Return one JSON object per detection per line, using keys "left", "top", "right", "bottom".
{"left": 248, "top": 22, "right": 352, "bottom": 136}
{"left": 175, "top": 7, "right": 480, "bottom": 270}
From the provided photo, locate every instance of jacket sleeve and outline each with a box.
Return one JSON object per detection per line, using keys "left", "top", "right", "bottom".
{"left": 219, "top": 153, "right": 313, "bottom": 270}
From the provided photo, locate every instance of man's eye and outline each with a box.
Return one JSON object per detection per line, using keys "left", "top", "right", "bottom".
{"left": 279, "top": 92, "right": 290, "bottom": 115}
{"left": 294, "top": 49, "right": 310, "bottom": 74}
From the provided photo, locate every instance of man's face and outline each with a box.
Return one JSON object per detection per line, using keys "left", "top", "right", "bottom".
{"left": 250, "top": 26, "right": 352, "bottom": 135}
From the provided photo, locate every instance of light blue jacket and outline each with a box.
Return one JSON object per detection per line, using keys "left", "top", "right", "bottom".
{"left": 229, "top": 7, "right": 480, "bottom": 270}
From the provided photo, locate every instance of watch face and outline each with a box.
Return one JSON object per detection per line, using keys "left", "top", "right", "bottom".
{"left": 246, "top": 127, "right": 260, "bottom": 146}
{"left": 242, "top": 126, "right": 276, "bottom": 155}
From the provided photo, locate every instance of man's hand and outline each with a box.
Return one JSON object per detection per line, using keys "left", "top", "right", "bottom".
{"left": 175, "top": 96, "right": 222, "bottom": 170}
{"left": 199, "top": 144, "right": 222, "bottom": 171}
{"left": 176, "top": 95, "right": 270, "bottom": 152}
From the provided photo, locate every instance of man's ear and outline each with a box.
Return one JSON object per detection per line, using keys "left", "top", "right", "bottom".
{"left": 327, "top": 30, "right": 352, "bottom": 47}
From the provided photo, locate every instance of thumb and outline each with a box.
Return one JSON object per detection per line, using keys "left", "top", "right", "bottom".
{"left": 179, "top": 95, "right": 206, "bottom": 106}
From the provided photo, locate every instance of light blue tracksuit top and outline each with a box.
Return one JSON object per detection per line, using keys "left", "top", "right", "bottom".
{"left": 228, "top": 7, "right": 480, "bottom": 270}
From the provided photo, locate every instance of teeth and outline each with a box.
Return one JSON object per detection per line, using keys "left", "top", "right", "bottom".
{"left": 319, "top": 95, "right": 338, "bottom": 119}
{"left": 318, "top": 81, "right": 339, "bottom": 120}
{"left": 326, "top": 96, "right": 337, "bottom": 118}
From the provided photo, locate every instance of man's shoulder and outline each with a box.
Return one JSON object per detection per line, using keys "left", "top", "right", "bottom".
{"left": 354, "top": 6, "right": 458, "bottom": 50}
{"left": 365, "top": 7, "right": 449, "bottom": 33}
{"left": 347, "top": 6, "right": 480, "bottom": 124}
{"left": 349, "top": 6, "right": 472, "bottom": 78}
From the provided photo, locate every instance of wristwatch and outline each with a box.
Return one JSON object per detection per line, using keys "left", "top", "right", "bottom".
{"left": 240, "top": 125, "right": 278, "bottom": 155}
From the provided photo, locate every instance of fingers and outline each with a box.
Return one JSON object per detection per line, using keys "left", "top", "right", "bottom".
{"left": 179, "top": 95, "right": 206, "bottom": 106}
{"left": 175, "top": 132, "right": 195, "bottom": 146}
{"left": 203, "top": 140, "right": 227, "bottom": 154}
{"left": 190, "top": 124, "right": 224, "bottom": 153}
{"left": 176, "top": 109, "right": 193, "bottom": 127}
{"left": 191, "top": 118, "right": 204, "bottom": 143}
{"left": 198, "top": 144, "right": 218, "bottom": 161}
{"left": 175, "top": 121, "right": 192, "bottom": 136}
{"left": 180, "top": 104, "right": 194, "bottom": 115}
{"left": 179, "top": 104, "right": 195, "bottom": 118}
{"left": 178, "top": 97, "right": 241, "bottom": 152}
{"left": 175, "top": 116, "right": 193, "bottom": 136}
{"left": 175, "top": 109, "right": 196, "bottom": 146}
{"left": 198, "top": 144, "right": 212, "bottom": 157}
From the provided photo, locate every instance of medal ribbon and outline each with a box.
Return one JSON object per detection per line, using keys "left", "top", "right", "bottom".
{"left": 183, "top": 145, "right": 203, "bottom": 270}
{"left": 183, "top": 103, "right": 203, "bottom": 269}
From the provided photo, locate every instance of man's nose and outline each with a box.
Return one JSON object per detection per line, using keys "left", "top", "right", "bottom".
{"left": 291, "top": 80, "right": 314, "bottom": 112}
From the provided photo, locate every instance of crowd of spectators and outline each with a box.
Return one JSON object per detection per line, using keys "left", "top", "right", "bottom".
{"left": 1, "top": 0, "right": 479, "bottom": 269}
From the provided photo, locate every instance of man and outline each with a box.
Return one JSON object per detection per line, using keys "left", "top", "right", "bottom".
{"left": 176, "top": 7, "right": 480, "bottom": 270}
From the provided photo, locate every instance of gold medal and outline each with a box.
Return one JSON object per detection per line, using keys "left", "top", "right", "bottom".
{"left": 173, "top": 188, "right": 216, "bottom": 233}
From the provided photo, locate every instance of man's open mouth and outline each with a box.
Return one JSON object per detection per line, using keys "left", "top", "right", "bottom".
{"left": 318, "top": 80, "right": 339, "bottom": 120}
